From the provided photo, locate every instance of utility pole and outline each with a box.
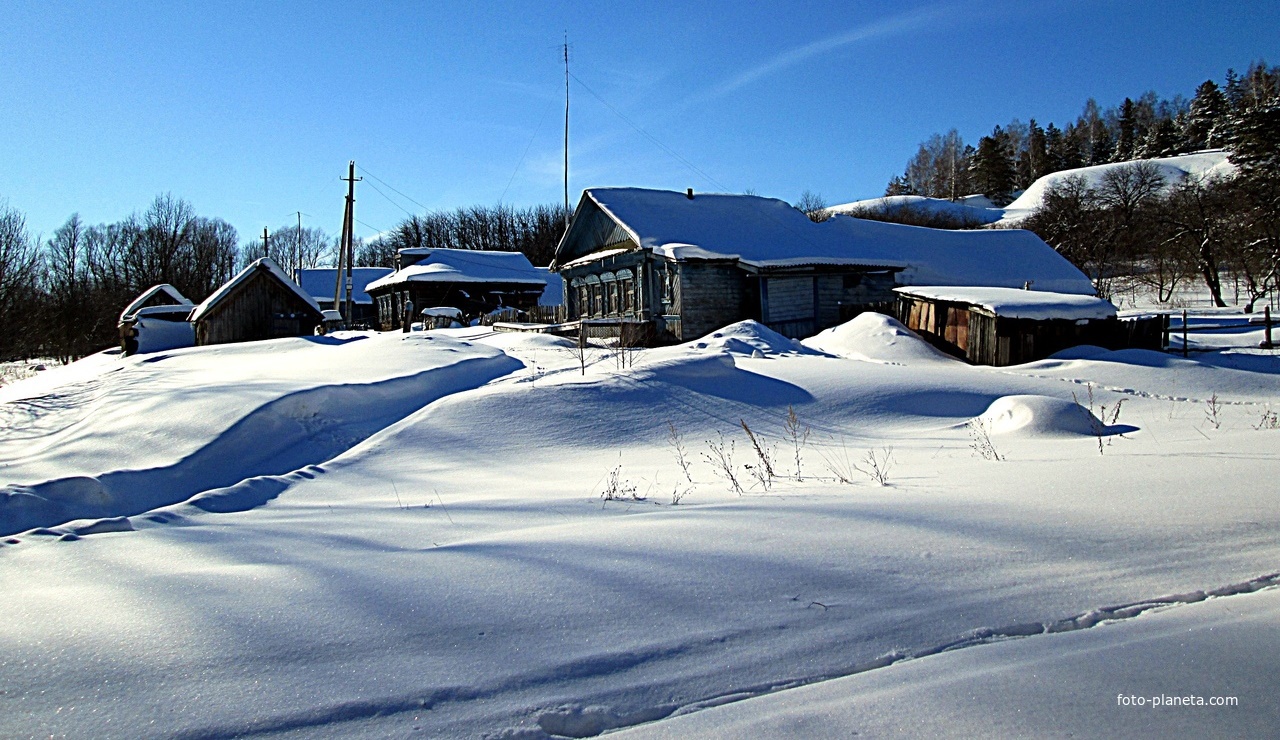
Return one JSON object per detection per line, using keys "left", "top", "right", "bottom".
{"left": 564, "top": 34, "right": 570, "bottom": 232}
{"left": 262, "top": 227, "right": 269, "bottom": 258}
{"left": 340, "top": 161, "right": 361, "bottom": 324}
{"left": 296, "top": 211, "right": 303, "bottom": 271}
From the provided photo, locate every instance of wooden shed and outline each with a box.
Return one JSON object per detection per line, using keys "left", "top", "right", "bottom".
{"left": 117, "top": 284, "right": 194, "bottom": 355}
{"left": 191, "top": 258, "right": 324, "bottom": 346}
{"left": 894, "top": 286, "right": 1166, "bottom": 365}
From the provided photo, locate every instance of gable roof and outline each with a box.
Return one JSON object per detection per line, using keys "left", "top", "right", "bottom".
{"left": 366, "top": 248, "right": 550, "bottom": 292}
{"left": 190, "top": 258, "right": 323, "bottom": 322}
{"left": 556, "top": 187, "right": 1097, "bottom": 295}
{"left": 119, "top": 284, "right": 192, "bottom": 323}
{"left": 293, "top": 267, "right": 393, "bottom": 305}
{"left": 894, "top": 286, "right": 1118, "bottom": 321}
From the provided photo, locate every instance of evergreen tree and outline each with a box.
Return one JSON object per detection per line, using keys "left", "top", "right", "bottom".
{"left": 1044, "top": 123, "right": 1066, "bottom": 172}
{"left": 1114, "top": 97, "right": 1138, "bottom": 161}
{"left": 1183, "top": 80, "right": 1228, "bottom": 149}
{"left": 884, "top": 172, "right": 915, "bottom": 196}
{"left": 971, "top": 126, "right": 1016, "bottom": 205}
{"left": 1228, "top": 103, "right": 1280, "bottom": 182}
{"left": 1141, "top": 118, "right": 1180, "bottom": 157}
{"left": 1018, "top": 119, "right": 1049, "bottom": 185}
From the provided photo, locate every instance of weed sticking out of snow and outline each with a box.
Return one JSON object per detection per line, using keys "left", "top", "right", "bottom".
{"left": 967, "top": 417, "right": 1004, "bottom": 461}
{"left": 1255, "top": 405, "right": 1279, "bottom": 430}
{"left": 1205, "top": 393, "right": 1223, "bottom": 430}
{"left": 599, "top": 462, "right": 641, "bottom": 502}
{"left": 666, "top": 422, "right": 695, "bottom": 484}
{"left": 816, "top": 435, "right": 858, "bottom": 485}
{"left": 740, "top": 419, "right": 778, "bottom": 491}
{"left": 854, "top": 447, "right": 895, "bottom": 486}
{"left": 703, "top": 432, "right": 744, "bottom": 495}
{"left": 783, "top": 405, "right": 811, "bottom": 480}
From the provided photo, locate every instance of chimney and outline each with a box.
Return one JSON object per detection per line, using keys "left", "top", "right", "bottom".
{"left": 686, "top": 188, "right": 694, "bottom": 200}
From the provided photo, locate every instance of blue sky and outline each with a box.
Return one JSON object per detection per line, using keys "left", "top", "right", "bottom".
{"left": 2, "top": 0, "right": 1277, "bottom": 246}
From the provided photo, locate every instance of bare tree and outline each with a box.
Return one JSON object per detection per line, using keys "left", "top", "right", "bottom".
{"left": 795, "top": 190, "right": 830, "bottom": 222}
{"left": 0, "top": 203, "right": 43, "bottom": 359}
{"left": 1161, "top": 173, "right": 1233, "bottom": 307}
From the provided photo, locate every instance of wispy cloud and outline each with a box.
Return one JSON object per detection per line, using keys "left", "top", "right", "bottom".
{"left": 704, "top": 4, "right": 955, "bottom": 100}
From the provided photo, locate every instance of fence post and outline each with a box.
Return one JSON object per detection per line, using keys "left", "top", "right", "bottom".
{"left": 1182, "top": 309, "right": 1188, "bottom": 357}
{"left": 1264, "top": 305, "right": 1274, "bottom": 350}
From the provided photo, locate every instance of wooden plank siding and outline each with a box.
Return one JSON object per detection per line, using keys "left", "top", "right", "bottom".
{"left": 896, "top": 295, "right": 1167, "bottom": 366}
{"left": 194, "top": 270, "right": 322, "bottom": 346}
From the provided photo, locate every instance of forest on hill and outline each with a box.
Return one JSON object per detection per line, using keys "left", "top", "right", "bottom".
{"left": 863, "top": 62, "right": 1280, "bottom": 308}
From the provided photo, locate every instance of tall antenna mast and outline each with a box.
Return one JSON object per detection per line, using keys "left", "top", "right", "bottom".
{"left": 563, "top": 33, "right": 570, "bottom": 231}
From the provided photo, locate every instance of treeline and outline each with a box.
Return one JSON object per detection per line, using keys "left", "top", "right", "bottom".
{"left": 358, "top": 203, "right": 571, "bottom": 269}
{"left": 0, "top": 194, "right": 570, "bottom": 362}
{"left": 890, "top": 61, "right": 1280, "bottom": 205}
{"left": 1024, "top": 128, "right": 1279, "bottom": 309}
{"left": 0, "top": 195, "right": 242, "bottom": 361}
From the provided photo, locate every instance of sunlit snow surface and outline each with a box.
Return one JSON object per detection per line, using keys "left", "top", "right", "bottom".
{"left": 1, "top": 312, "right": 1278, "bottom": 737}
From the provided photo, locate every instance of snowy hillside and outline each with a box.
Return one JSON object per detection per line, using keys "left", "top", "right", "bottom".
{"left": 832, "top": 150, "right": 1235, "bottom": 228}
{"left": 1000, "top": 149, "right": 1236, "bottom": 222}
{"left": 2, "top": 313, "right": 1279, "bottom": 737}
{"left": 828, "top": 194, "right": 1006, "bottom": 225}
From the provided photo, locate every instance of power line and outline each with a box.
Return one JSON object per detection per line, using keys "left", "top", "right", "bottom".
{"left": 357, "top": 165, "right": 433, "bottom": 213}
{"left": 568, "top": 70, "right": 730, "bottom": 192}
{"left": 362, "top": 178, "right": 417, "bottom": 218}
{"left": 500, "top": 95, "right": 557, "bottom": 204}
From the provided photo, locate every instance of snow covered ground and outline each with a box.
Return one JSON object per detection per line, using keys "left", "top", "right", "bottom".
{"left": 2, "top": 306, "right": 1278, "bottom": 737}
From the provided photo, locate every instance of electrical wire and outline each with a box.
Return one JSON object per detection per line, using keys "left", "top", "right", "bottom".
{"left": 362, "top": 179, "right": 417, "bottom": 218}
{"left": 357, "top": 166, "right": 433, "bottom": 213}
{"left": 568, "top": 71, "right": 730, "bottom": 192}
{"left": 500, "top": 96, "right": 557, "bottom": 204}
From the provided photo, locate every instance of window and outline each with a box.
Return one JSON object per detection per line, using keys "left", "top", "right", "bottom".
{"left": 617, "top": 270, "right": 635, "bottom": 314}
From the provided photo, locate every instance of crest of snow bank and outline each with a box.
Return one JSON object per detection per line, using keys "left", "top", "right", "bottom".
{"left": 801, "top": 313, "right": 956, "bottom": 365}
{"left": 976, "top": 395, "right": 1104, "bottom": 437}
{"left": 680, "top": 320, "right": 814, "bottom": 358}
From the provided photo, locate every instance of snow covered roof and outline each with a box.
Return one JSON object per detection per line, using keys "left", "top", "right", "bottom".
{"left": 119, "top": 284, "right": 192, "bottom": 323}
{"left": 366, "top": 249, "right": 550, "bottom": 292}
{"left": 294, "top": 267, "right": 393, "bottom": 305}
{"left": 558, "top": 188, "right": 1096, "bottom": 294}
{"left": 894, "top": 286, "right": 1118, "bottom": 320}
{"left": 190, "top": 258, "right": 323, "bottom": 322}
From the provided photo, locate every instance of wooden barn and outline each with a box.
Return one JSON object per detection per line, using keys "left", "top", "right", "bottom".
{"left": 893, "top": 286, "right": 1166, "bottom": 365}
{"left": 552, "top": 188, "right": 1099, "bottom": 343}
{"left": 365, "top": 248, "right": 551, "bottom": 330}
{"left": 190, "top": 258, "right": 324, "bottom": 346}
{"left": 293, "top": 266, "right": 392, "bottom": 327}
{"left": 117, "top": 284, "right": 194, "bottom": 355}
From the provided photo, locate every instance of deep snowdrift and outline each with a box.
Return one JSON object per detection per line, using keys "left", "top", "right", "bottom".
{"left": 0, "top": 332, "right": 522, "bottom": 536}
{"left": 1, "top": 313, "right": 1278, "bottom": 737}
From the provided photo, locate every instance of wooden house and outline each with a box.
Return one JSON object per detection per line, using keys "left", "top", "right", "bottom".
{"left": 190, "top": 258, "right": 324, "bottom": 346}
{"left": 365, "top": 248, "right": 551, "bottom": 330}
{"left": 293, "top": 267, "right": 393, "bottom": 326}
{"left": 551, "top": 188, "right": 1099, "bottom": 343}
{"left": 893, "top": 286, "right": 1165, "bottom": 365}
{"left": 117, "top": 284, "right": 194, "bottom": 355}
